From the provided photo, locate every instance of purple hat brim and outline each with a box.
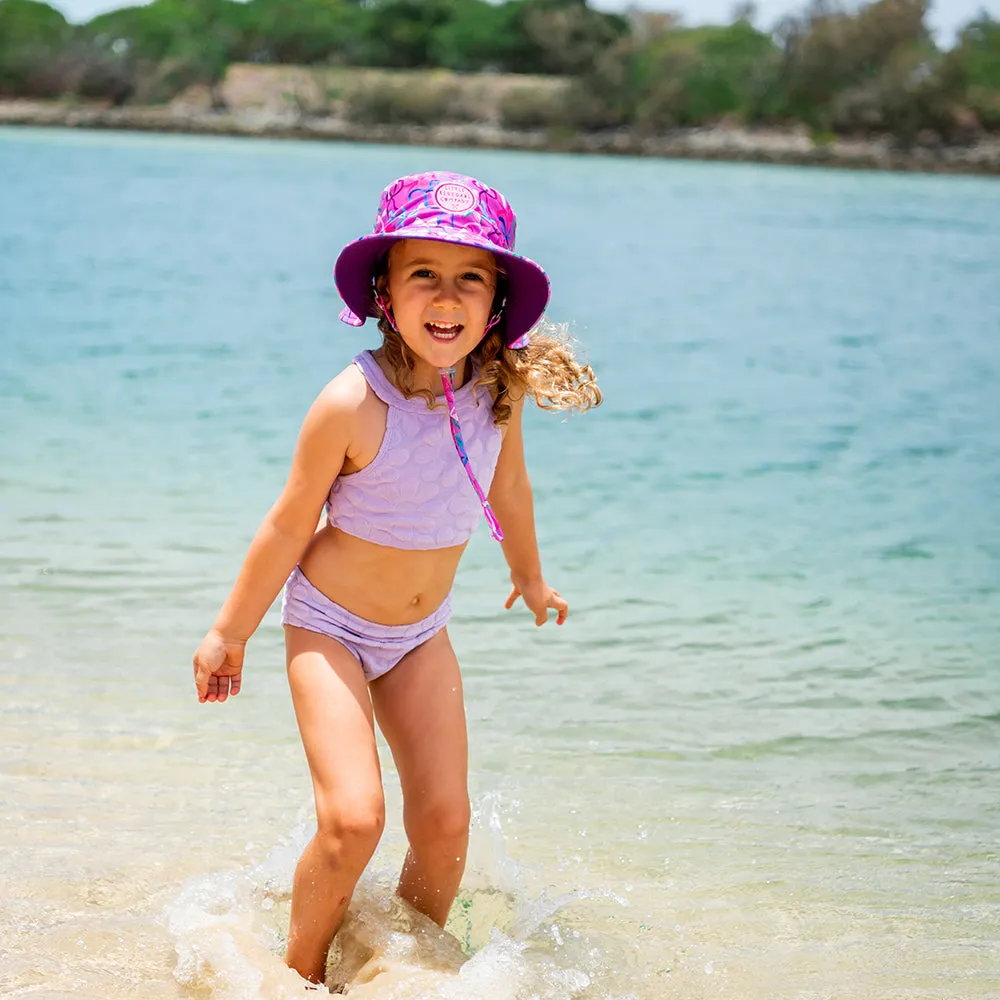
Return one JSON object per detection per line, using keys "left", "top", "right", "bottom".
{"left": 334, "top": 228, "right": 550, "bottom": 347}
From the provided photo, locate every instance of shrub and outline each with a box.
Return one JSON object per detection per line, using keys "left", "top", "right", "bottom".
{"left": 131, "top": 55, "right": 214, "bottom": 104}
{"left": 498, "top": 82, "right": 568, "bottom": 129}
{"left": 642, "top": 22, "right": 780, "bottom": 125}
{"left": 344, "top": 73, "right": 472, "bottom": 125}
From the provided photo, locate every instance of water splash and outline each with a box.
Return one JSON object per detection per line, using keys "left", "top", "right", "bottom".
{"left": 164, "top": 801, "right": 593, "bottom": 1000}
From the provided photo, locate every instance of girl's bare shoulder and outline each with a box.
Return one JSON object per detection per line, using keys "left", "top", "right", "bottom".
{"left": 312, "top": 360, "right": 381, "bottom": 422}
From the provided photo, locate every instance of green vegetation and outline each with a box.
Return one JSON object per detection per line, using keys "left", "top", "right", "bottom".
{"left": 0, "top": 0, "right": 998, "bottom": 141}
{"left": 0, "top": 0, "right": 70, "bottom": 96}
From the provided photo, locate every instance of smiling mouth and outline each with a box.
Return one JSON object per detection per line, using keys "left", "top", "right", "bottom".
{"left": 426, "top": 321, "right": 464, "bottom": 342}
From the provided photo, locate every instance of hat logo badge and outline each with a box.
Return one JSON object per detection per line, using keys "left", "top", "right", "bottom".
{"left": 434, "top": 183, "right": 477, "bottom": 214}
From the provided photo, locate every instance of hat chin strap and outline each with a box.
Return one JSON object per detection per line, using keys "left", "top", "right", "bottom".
{"left": 482, "top": 297, "right": 506, "bottom": 339}
{"left": 373, "top": 289, "right": 398, "bottom": 332}
{"left": 440, "top": 367, "right": 504, "bottom": 543}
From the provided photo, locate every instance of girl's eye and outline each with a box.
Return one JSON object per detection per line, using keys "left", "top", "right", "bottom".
{"left": 412, "top": 268, "right": 434, "bottom": 279}
{"left": 462, "top": 272, "right": 486, "bottom": 282}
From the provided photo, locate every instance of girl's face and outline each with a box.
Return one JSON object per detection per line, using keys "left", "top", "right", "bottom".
{"left": 384, "top": 239, "right": 498, "bottom": 373}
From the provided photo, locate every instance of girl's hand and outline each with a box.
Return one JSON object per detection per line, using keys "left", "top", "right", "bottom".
{"left": 193, "top": 630, "right": 246, "bottom": 703}
{"left": 504, "top": 576, "right": 568, "bottom": 626}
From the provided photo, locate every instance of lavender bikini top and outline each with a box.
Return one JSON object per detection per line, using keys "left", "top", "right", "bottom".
{"left": 326, "top": 351, "right": 503, "bottom": 550}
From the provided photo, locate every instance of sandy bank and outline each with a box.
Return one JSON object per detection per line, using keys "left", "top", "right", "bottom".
{"left": 3, "top": 63, "right": 998, "bottom": 176}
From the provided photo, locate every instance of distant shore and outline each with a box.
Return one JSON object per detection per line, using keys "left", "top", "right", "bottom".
{"left": 4, "top": 96, "right": 999, "bottom": 177}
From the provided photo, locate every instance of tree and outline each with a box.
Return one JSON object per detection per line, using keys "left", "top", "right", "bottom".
{"left": 428, "top": 0, "right": 520, "bottom": 72}
{"left": 772, "top": 0, "right": 932, "bottom": 127}
{"left": 936, "top": 14, "right": 1000, "bottom": 130}
{"left": 511, "top": 0, "right": 629, "bottom": 75}
{"left": 239, "top": 0, "right": 361, "bottom": 65}
{"left": 359, "top": 0, "right": 454, "bottom": 68}
{"left": 0, "top": 0, "right": 71, "bottom": 95}
{"left": 85, "top": 0, "right": 245, "bottom": 78}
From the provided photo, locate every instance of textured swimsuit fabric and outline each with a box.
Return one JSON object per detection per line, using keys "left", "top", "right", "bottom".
{"left": 326, "top": 351, "right": 502, "bottom": 550}
{"left": 280, "top": 566, "right": 452, "bottom": 681}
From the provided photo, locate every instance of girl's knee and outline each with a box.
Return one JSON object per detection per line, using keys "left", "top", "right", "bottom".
{"left": 406, "top": 794, "right": 471, "bottom": 847}
{"left": 316, "top": 793, "right": 386, "bottom": 864}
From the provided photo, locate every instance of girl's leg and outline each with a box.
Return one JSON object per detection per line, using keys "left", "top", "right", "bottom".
{"left": 369, "top": 627, "right": 469, "bottom": 926}
{"left": 284, "top": 625, "right": 385, "bottom": 984}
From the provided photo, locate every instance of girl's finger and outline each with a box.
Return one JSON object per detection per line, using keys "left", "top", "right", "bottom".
{"left": 194, "top": 662, "right": 209, "bottom": 701}
{"left": 552, "top": 593, "right": 569, "bottom": 626}
{"left": 504, "top": 587, "right": 520, "bottom": 610}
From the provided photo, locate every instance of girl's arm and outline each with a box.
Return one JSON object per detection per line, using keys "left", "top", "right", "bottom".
{"left": 193, "top": 373, "right": 359, "bottom": 701}
{"left": 488, "top": 394, "right": 568, "bottom": 626}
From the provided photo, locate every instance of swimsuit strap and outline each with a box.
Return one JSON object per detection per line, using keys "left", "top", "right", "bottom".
{"left": 355, "top": 350, "right": 483, "bottom": 413}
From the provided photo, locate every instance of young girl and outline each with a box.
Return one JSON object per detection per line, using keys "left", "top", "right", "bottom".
{"left": 192, "top": 171, "right": 601, "bottom": 985}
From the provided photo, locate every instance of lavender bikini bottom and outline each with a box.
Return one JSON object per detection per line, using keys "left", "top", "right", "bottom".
{"left": 280, "top": 566, "right": 452, "bottom": 682}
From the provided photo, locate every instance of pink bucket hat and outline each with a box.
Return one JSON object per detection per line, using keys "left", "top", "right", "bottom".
{"left": 334, "top": 171, "right": 550, "bottom": 349}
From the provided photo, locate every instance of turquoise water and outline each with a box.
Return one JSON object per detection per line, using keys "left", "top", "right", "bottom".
{"left": 1, "top": 126, "right": 999, "bottom": 998}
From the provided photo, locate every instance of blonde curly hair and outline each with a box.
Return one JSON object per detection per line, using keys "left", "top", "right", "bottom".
{"left": 373, "top": 256, "right": 602, "bottom": 424}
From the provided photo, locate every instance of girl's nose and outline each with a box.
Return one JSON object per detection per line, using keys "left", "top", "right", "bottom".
{"left": 433, "top": 279, "right": 461, "bottom": 306}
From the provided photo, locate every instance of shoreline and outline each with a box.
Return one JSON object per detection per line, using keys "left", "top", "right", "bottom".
{"left": 3, "top": 98, "right": 1000, "bottom": 176}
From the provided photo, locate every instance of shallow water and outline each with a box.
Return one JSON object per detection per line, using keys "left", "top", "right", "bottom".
{"left": 1, "top": 126, "right": 999, "bottom": 998}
